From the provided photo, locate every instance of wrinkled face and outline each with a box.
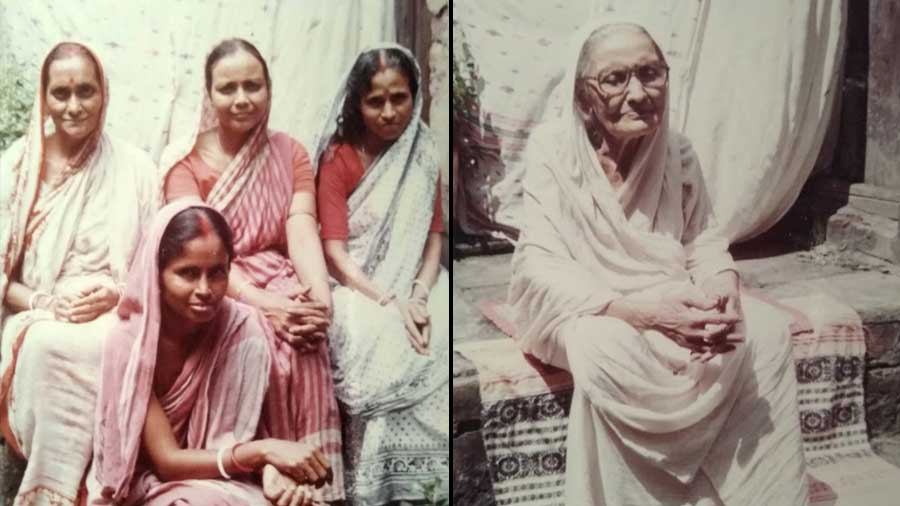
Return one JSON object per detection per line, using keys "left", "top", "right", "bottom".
{"left": 575, "top": 27, "right": 667, "bottom": 142}
{"left": 45, "top": 54, "right": 103, "bottom": 143}
{"left": 209, "top": 50, "right": 269, "bottom": 135}
{"left": 360, "top": 67, "right": 414, "bottom": 143}
{"left": 160, "top": 232, "right": 230, "bottom": 328}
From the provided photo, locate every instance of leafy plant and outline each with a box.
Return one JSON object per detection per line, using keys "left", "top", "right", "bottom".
{"left": 0, "top": 51, "right": 35, "bottom": 153}
{"left": 451, "top": 20, "right": 484, "bottom": 110}
{"left": 420, "top": 476, "right": 449, "bottom": 506}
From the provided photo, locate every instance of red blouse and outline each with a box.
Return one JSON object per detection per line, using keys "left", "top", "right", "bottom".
{"left": 164, "top": 132, "right": 315, "bottom": 202}
{"left": 316, "top": 143, "right": 444, "bottom": 240}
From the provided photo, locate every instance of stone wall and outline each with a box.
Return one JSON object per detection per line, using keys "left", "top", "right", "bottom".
{"left": 866, "top": 0, "right": 900, "bottom": 190}
{"left": 779, "top": 0, "right": 900, "bottom": 263}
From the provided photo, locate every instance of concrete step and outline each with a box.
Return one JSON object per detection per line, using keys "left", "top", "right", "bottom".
{"left": 827, "top": 205, "right": 900, "bottom": 263}
{"left": 846, "top": 183, "right": 900, "bottom": 219}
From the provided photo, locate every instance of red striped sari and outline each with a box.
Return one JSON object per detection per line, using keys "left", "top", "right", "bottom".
{"left": 159, "top": 99, "right": 344, "bottom": 501}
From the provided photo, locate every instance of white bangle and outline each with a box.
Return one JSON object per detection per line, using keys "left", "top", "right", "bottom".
{"left": 378, "top": 291, "right": 396, "bottom": 306}
{"left": 28, "top": 291, "right": 47, "bottom": 311}
{"left": 216, "top": 446, "right": 232, "bottom": 479}
{"left": 411, "top": 279, "right": 429, "bottom": 299}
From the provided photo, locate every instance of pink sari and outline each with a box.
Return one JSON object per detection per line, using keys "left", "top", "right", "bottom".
{"left": 159, "top": 98, "right": 343, "bottom": 501}
{"left": 92, "top": 201, "right": 272, "bottom": 505}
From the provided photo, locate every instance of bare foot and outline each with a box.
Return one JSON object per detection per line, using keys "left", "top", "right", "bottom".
{"left": 262, "top": 464, "right": 325, "bottom": 506}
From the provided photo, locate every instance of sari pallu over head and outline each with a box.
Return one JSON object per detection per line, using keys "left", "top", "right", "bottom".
{"left": 508, "top": 18, "right": 735, "bottom": 366}
{"left": 310, "top": 43, "right": 450, "bottom": 423}
{"left": 312, "top": 42, "right": 441, "bottom": 295}
{"left": 0, "top": 42, "right": 108, "bottom": 325}
{"left": 158, "top": 69, "right": 297, "bottom": 278}
{"left": 93, "top": 201, "right": 270, "bottom": 503}
{"left": 0, "top": 41, "right": 155, "bottom": 347}
{"left": 158, "top": 47, "right": 346, "bottom": 503}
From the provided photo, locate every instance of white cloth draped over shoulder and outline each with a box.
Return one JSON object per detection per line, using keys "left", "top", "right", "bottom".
{"left": 456, "top": 0, "right": 844, "bottom": 242}
{"left": 509, "top": 18, "right": 735, "bottom": 369}
{"left": 0, "top": 43, "right": 157, "bottom": 505}
{"left": 313, "top": 43, "right": 449, "bottom": 418}
{"left": 508, "top": 20, "right": 808, "bottom": 505}
{"left": 313, "top": 43, "right": 450, "bottom": 504}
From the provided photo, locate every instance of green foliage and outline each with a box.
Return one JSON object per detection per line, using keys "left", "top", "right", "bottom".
{"left": 420, "top": 476, "right": 449, "bottom": 506}
{"left": 452, "top": 21, "right": 483, "bottom": 111}
{"left": 0, "top": 53, "right": 35, "bottom": 153}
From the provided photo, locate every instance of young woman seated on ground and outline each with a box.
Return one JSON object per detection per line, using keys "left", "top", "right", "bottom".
{"left": 91, "top": 203, "right": 331, "bottom": 506}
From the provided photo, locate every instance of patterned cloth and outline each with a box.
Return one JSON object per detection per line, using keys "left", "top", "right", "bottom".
{"left": 312, "top": 43, "right": 450, "bottom": 505}
{"left": 459, "top": 294, "right": 900, "bottom": 506}
{"left": 160, "top": 94, "right": 344, "bottom": 501}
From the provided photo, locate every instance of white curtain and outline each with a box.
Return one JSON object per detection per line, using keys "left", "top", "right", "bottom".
{"left": 0, "top": 0, "right": 395, "bottom": 161}
{"left": 455, "top": 0, "right": 844, "bottom": 242}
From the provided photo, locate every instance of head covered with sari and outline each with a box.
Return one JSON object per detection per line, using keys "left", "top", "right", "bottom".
{"left": 0, "top": 42, "right": 155, "bottom": 325}
{"left": 509, "top": 18, "right": 734, "bottom": 365}
{"left": 94, "top": 201, "right": 271, "bottom": 502}
{"left": 0, "top": 43, "right": 106, "bottom": 317}
{"left": 313, "top": 42, "right": 441, "bottom": 294}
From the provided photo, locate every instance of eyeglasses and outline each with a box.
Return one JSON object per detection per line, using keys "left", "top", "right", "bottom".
{"left": 582, "top": 63, "right": 669, "bottom": 97}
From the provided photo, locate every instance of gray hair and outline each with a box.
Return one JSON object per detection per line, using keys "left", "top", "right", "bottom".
{"left": 575, "top": 23, "right": 665, "bottom": 77}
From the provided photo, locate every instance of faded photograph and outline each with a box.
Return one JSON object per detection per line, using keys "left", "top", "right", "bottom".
{"left": 0, "top": 1, "right": 450, "bottom": 505}
{"left": 452, "top": 1, "right": 900, "bottom": 505}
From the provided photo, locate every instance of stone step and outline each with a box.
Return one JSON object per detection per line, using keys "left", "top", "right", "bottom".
{"left": 826, "top": 206, "right": 900, "bottom": 263}
{"left": 847, "top": 183, "right": 900, "bottom": 219}
{"left": 452, "top": 249, "right": 900, "bottom": 501}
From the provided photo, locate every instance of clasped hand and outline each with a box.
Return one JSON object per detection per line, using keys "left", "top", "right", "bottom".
{"left": 52, "top": 283, "right": 119, "bottom": 324}
{"left": 261, "top": 285, "right": 331, "bottom": 353}
{"left": 395, "top": 298, "right": 431, "bottom": 355}
{"left": 611, "top": 271, "right": 744, "bottom": 363}
{"left": 651, "top": 288, "right": 743, "bottom": 363}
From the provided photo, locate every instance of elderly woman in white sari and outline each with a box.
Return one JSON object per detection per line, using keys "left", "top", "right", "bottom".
{"left": 509, "top": 21, "right": 809, "bottom": 506}
{"left": 314, "top": 44, "right": 450, "bottom": 505}
{"left": 0, "top": 42, "right": 156, "bottom": 504}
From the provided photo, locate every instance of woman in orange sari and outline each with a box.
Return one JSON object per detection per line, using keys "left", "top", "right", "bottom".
{"left": 159, "top": 38, "right": 342, "bottom": 504}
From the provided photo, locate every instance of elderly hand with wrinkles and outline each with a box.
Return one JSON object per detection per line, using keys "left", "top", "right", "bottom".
{"left": 691, "top": 270, "right": 745, "bottom": 362}
{"left": 604, "top": 284, "right": 743, "bottom": 361}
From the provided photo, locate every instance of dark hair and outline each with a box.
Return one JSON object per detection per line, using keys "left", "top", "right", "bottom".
{"left": 41, "top": 42, "right": 103, "bottom": 91}
{"left": 204, "top": 38, "right": 272, "bottom": 93}
{"left": 333, "top": 47, "right": 419, "bottom": 146}
{"left": 158, "top": 207, "right": 235, "bottom": 269}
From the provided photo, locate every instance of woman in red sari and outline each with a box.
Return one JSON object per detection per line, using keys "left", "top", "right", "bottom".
{"left": 159, "top": 39, "right": 342, "bottom": 503}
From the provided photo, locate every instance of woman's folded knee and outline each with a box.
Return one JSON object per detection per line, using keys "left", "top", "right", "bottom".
{"left": 561, "top": 316, "right": 640, "bottom": 371}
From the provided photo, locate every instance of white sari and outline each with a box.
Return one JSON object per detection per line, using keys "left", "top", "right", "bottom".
{"left": 0, "top": 44, "right": 156, "bottom": 505}
{"left": 509, "top": 21, "right": 809, "bottom": 505}
{"left": 313, "top": 43, "right": 450, "bottom": 504}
